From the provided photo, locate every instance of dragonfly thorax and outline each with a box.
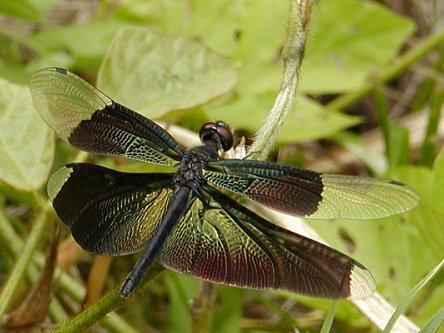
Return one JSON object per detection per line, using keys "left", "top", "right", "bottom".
{"left": 31, "top": 67, "right": 419, "bottom": 301}
{"left": 173, "top": 146, "right": 217, "bottom": 190}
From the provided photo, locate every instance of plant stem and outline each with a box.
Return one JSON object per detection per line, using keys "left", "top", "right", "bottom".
{"left": 0, "top": 207, "right": 69, "bottom": 323}
{"left": 0, "top": 205, "right": 139, "bottom": 331}
{"left": 54, "top": 264, "right": 164, "bottom": 333}
{"left": 320, "top": 302, "right": 337, "bottom": 333}
{"left": 382, "top": 258, "right": 444, "bottom": 333}
{"left": 420, "top": 88, "right": 444, "bottom": 166}
{"left": 249, "top": 0, "right": 314, "bottom": 160}
{"left": 0, "top": 208, "right": 22, "bottom": 255}
{"left": 0, "top": 203, "right": 50, "bottom": 319}
{"left": 191, "top": 282, "right": 217, "bottom": 333}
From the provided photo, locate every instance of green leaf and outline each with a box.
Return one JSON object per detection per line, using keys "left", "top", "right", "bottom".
{"left": 320, "top": 302, "right": 336, "bottom": 333}
{"left": 334, "top": 132, "right": 387, "bottom": 174}
{"left": 417, "top": 283, "right": 444, "bottom": 330}
{"left": 206, "top": 94, "right": 360, "bottom": 143}
{"left": 212, "top": 286, "right": 242, "bottom": 333}
{"left": 383, "top": 259, "right": 444, "bottom": 333}
{"left": 0, "top": 60, "right": 29, "bottom": 84}
{"left": 419, "top": 148, "right": 444, "bottom": 256}
{"left": 97, "top": 27, "right": 238, "bottom": 119}
{"left": 233, "top": 0, "right": 287, "bottom": 62}
{"left": 0, "top": 78, "right": 54, "bottom": 191}
{"left": 394, "top": 168, "right": 444, "bottom": 260}
{"left": 430, "top": 147, "right": 444, "bottom": 207}
{"left": 113, "top": 0, "right": 245, "bottom": 56}
{"left": 393, "top": 157, "right": 444, "bottom": 258}
{"left": 279, "top": 97, "right": 361, "bottom": 143}
{"left": 283, "top": 293, "right": 367, "bottom": 329}
{"left": 165, "top": 273, "right": 200, "bottom": 333}
{"left": 28, "top": 21, "right": 126, "bottom": 60}
{"left": 387, "top": 123, "right": 409, "bottom": 167}
{"left": 108, "top": 0, "right": 415, "bottom": 98}
{"left": 420, "top": 306, "right": 444, "bottom": 333}
{"left": 308, "top": 165, "right": 438, "bottom": 307}
{"left": 419, "top": 89, "right": 444, "bottom": 167}
{"left": 0, "top": 0, "right": 43, "bottom": 22}
{"left": 26, "top": 51, "right": 74, "bottom": 74}
{"left": 27, "top": 0, "right": 58, "bottom": 12}
{"left": 312, "top": 214, "right": 433, "bottom": 304}
{"left": 300, "top": 0, "right": 415, "bottom": 94}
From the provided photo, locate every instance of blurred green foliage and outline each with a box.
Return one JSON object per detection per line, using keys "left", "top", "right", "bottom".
{"left": 0, "top": 0, "right": 443, "bottom": 332}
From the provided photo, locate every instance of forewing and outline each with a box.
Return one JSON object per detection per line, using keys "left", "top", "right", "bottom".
{"left": 30, "top": 67, "right": 183, "bottom": 166}
{"left": 204, "top": 160, "right": 419, "bottom": 219}
{"left": 157, "top": 186, "right": 375, "bottom": 299}
{"left": 48, "top": 163, "right": 175, "bottom": 255}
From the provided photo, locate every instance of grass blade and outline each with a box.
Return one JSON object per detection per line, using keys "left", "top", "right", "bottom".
{"left": 419, "top": 306, "right": 444, "bottom": 333}
{"left": 320, "top": 302, "right": 336, "bottom": 333}
{"left": 383, "top": 259, "right": 444, "bottom": 333}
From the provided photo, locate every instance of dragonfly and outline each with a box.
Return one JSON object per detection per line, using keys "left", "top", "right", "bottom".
{"left": 30, "top": 67, "right": 419, "bottom": 299}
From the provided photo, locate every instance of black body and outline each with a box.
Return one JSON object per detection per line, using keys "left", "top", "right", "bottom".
{"left": 29, "top": 67, "right": 419, "bottom": 299}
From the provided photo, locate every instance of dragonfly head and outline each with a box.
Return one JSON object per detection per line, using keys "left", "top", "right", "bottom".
{"left": 199, "top": 121, "right": 233, "bottom": 152}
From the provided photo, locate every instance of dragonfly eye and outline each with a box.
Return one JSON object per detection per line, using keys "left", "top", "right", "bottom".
{"left": 199, "top": 121, "right": 233, "bottom": 152}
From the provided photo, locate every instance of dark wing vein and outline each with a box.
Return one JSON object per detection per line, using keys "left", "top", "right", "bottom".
{"left": 157, "top": 186, "right": 375, "bottom": 299}
{"left": 30, "top": 67, "right": 183, "bottom": 167}
{"left": 204, "top": 160, "right": 419, "bottom": 219}
{"left": 48, "top": 163, "right": 175, "bottom": 255}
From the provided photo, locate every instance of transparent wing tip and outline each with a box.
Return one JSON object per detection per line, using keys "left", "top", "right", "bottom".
{"left": 47, "top": 166, "right": 73, "bottom": 202}
{"left": 347, "top": 263, "right": 376, "bottom": 300}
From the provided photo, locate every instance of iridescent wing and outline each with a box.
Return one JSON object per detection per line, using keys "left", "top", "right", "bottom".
{"left": 48, "top": 163, "right": 175, "bottom": 255}
{"left": 203, "top": 160, "right": 419, "bottom": 220}
{"left": 157, "top": 186, "right": 375, "bottom": 299}
{"left": 30, "top": 67, "right": 183, "bottom": 167}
